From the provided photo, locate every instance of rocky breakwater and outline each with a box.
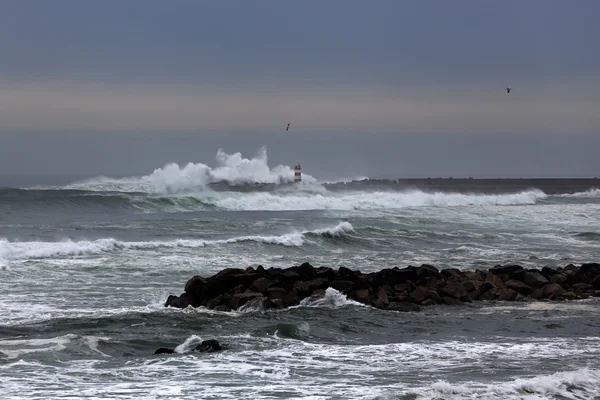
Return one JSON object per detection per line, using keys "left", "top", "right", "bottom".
{"left": 164, "top": 262, "right": 600, "bottom": 312}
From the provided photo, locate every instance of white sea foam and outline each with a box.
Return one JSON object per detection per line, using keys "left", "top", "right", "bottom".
{"left": 209, "top": 189, "right": 547, "bottom": 211}
{"left": 0, "top": 222, "right": 353, "bottom": 264}
{"left": 61, "top": 147, "right": 318, "bottom": 193}
{"left": 555, "top": 188, "right": 600, "bottom": 198}
{"left": 297, "top": 287, "right": 365, "bottom": 308}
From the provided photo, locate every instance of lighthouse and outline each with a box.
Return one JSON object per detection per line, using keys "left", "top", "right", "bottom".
{"left": 293, "top": 164, "right": 302, "bottom": 183}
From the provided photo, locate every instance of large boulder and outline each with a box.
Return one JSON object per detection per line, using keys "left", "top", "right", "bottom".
{"left": 522, "top": 270, "right": 549, "bottom": 289}
{"left": 505, "top": 279, "right": 534, "bottom": 295}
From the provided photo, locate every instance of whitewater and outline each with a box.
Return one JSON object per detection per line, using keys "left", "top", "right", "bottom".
{"left": 1, "top": 148, "right": 600, "bottom": 399}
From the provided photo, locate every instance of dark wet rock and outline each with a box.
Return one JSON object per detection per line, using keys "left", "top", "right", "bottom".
{"left": 330, "top": 279, "right": 355, "bottom": 293}
{"left": 438, "top": 282, "right": 466, "bottom": 300}
{"left": 373, "top": 286, "right": 389, "bottom": 308}
{"left": 505, "top": 279, "right": 534, "bottom": 295}
{"left": 409, "top": 286, "right": 441, "bottom": 304}
{"left": 251, "top": 277, "right": 275, "bottom": 293}
{"left": 165, "top": 262, "right": 600, "bottom": 312}
{"left": 490, "top": 264, "right": 524, "bottom": 275}
{"left": 271, "top": 298, "right": 286, "bottom": 309}
{"left": 349, "top": 288, "right": 370, "bottom": 302}
{"left": 541, "top": 266, "right": 558, "bottom": 279}
{"left": 541, "top": 283, "right": 566, "bottom": 299}
{"left": 523, "top": 271, "right": 549, "bottom": 289}
{"left": 289, "top": 262, "right": 317, "bottom": 281}
{"left": 416, "top": 264, "right": 440, "bottom": 278}
{"left": 550, "top": 273, "right": 568, "bottom": 286}
{"left": 154, "top": 348, "right": 176, "bottom": 355}
{"left": 484, "top": 272, "right": 506, "bottom": 290}
{"left": 497, "top": 288, "right": 518, "bottom": 301}
{"left": 442, "top": 296, "right": 463, "bottom": 305}
{"left": 572, "top": 282, "right": 594, "bottom": 294}
{"left": 561, "top": 291, "right": 579, "bottom": 300}
{"left": 194, "top": 339, "right": 221, "bottom": 353}
{"left": 184, "top": 275, "right": 207, "bottom": 296}
{"left": 265, "top": 287, "right": 288, "bottom": 300}
{"left": 441, "top": 268, "right": 465, "bottom": 280}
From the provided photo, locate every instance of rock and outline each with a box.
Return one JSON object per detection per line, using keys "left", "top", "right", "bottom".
{"left": 194, "top": 339, "right": 221, "bottom": 353}
{"left": 316, "top": 267, "right": 337, "bottom": 280}
{"left": 420, "top": 299, "right": 437, "bottom": 307}
{"left": 330, "top": 280, "right": 355, "bottom": 293}
{"left": 284, "top": 288, "right": 301, "bottom": 307}
{"left": 497, "top": 289, "right": 518, "bottom": 301}
{"left": 270, "top": 299, "right": 286, "bottom": 309}
{"left": 164, "top": 294, "right": 189, "bottom": 309}
{"left": 550, "top": 273, "right": 568, "bottom": 286}
{"left": 541, "top": 283, "right": 566, "bottom": 299}
{"left": 505, "top": 279, "right": 534, "bottom": 295}
{"left": 541, "top": 266, "right": 558, "bottom": 279}
{"left": 304, "top": 278, "right": 329, "bottom": 291}
{"left": 373, "top": 287, "right": 389, "bottom": 308}
{"left": 485, "top": 272, "right": 506, "bottom": 290}
{"left": 251, "top": 277, "right": 275, "bottom": 293}
{"left": 441, "top": 268, "right": 465, "bottom": 280}
{"left": 438, "top": 282, "right": 466, "bottom": 299}
{"left": 393, "top": 282, "right": 416, "bottom": 294}
{"left": 479, "top": 287, "right": 501, "bottom": 301}
{"left": 416, "top": 264, "right": 440, "bottom": 278}
{"left": 442, "top": 296, "right": 463, "bottom": 305}
{"left": 184, "top": 276, "right": 207, "bottom": 296}
{"left": 225, "top": 292, "right": 264, "bottom": 310}
{"left": 409, "top": 286, "right": 441, "bottom": 304}
{"left": 265, "top": 287, "right": 288, "bottom": 300}
{"left": 239, "top": 296, "right": 272, "bottom": 311}
{"left": 349, "top": 288, "right": 370, "bottom": 302}
{"left": 522, "top": 271, "right": 549, "bottom": 289}
{"left": 591, "top": 275, "right": 600, "bottom": 290}
{"left": 154, "top": 348, "right": 176, "bottom": 355}
{"left": 490, "top": 264, "right": 524, "bottom": 275}
{"left": 462, "top": 280, "right": 482, "bottom": 293}
{"left": 572, "top": 283, "right": 593, "bottom": 294}
{"left": 387, "top": 302, "right": 421, "bottom": 312}
{"left": 288, "top": 262, "right": 317, "bottom": 280}
{"left": 561, "top": 291, "right": 579, "bottom": 300}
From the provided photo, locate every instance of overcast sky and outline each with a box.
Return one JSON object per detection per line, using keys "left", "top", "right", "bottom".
{"left": 1, "top": 0, "right": 599, "bottom": 182}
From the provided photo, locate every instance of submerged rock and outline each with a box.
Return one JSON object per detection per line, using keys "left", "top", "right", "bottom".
{"left": 194, "top": 339, "right": 222, "bottom": 353}
{"left": 164, "top": 262, "right": 600, "bottom": 312}
{"left": 154, "top": 348, "right": 176, "bottom": 355}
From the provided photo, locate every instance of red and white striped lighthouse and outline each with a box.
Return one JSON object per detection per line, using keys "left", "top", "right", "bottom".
{"left": 293, "top": 164, "right": 302, "bottom": 183}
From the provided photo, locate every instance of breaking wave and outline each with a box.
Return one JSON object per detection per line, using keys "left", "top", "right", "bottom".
{"left": 58, "top": 147, "right": 318, "bottom": 193}
{"left": 0, "top": 222, "right": 354, "bottom": 264}
{"left": 556, "top": 188, "right": 600, "bottom": 198}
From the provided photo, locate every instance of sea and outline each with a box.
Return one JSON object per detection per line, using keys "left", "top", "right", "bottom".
{"left": 1, "top": 149, "right": 599, "bottom": 399}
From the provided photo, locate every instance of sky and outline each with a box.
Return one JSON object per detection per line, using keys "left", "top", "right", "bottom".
{"left": 0, "top": 0, "right": 599, "bottom": 182}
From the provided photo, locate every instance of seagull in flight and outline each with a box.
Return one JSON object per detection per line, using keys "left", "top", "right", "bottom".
{"left": 506, "top": 87, "right": 512, "bottom": 94}
{"left": 286, "top": 123, "right": 290, "bottom": 131}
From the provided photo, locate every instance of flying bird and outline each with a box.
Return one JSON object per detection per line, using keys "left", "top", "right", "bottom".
{"left": 506, "top": 87, "right": 512, "bottom": 94}
{"left": 286, "top": 123, "right": 290, "bottom": 131}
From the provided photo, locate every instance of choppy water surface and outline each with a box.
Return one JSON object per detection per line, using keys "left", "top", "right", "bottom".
{"left": 1, "top": 151, "right": 599, "bottom": 399}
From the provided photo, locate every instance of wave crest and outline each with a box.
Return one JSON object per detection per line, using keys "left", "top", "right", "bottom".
{"left": 61, "top": 147, "right": 317, "bottom": 193}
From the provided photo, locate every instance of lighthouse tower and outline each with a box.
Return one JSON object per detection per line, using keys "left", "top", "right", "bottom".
{"left": 293, "top": 164, "right": 302, "bottom": 183}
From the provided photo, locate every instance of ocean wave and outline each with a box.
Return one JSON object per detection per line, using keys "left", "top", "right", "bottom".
{"left": 1, "top": 188, "right": 548, "bottom": 213}
{"left": 57, "top": 147, "right": 318, "bottom": 193}
{"left": 211, "top": 189, "right": 547, "bottom": 211}
{"left": 555, "top": 188, "right": 600, "bottom": 198}
{"left": 427, "top": 367, "right": 600, "bottom": 400}
{"left": 0, "top": 222, "right": 354, "bottom": 263}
